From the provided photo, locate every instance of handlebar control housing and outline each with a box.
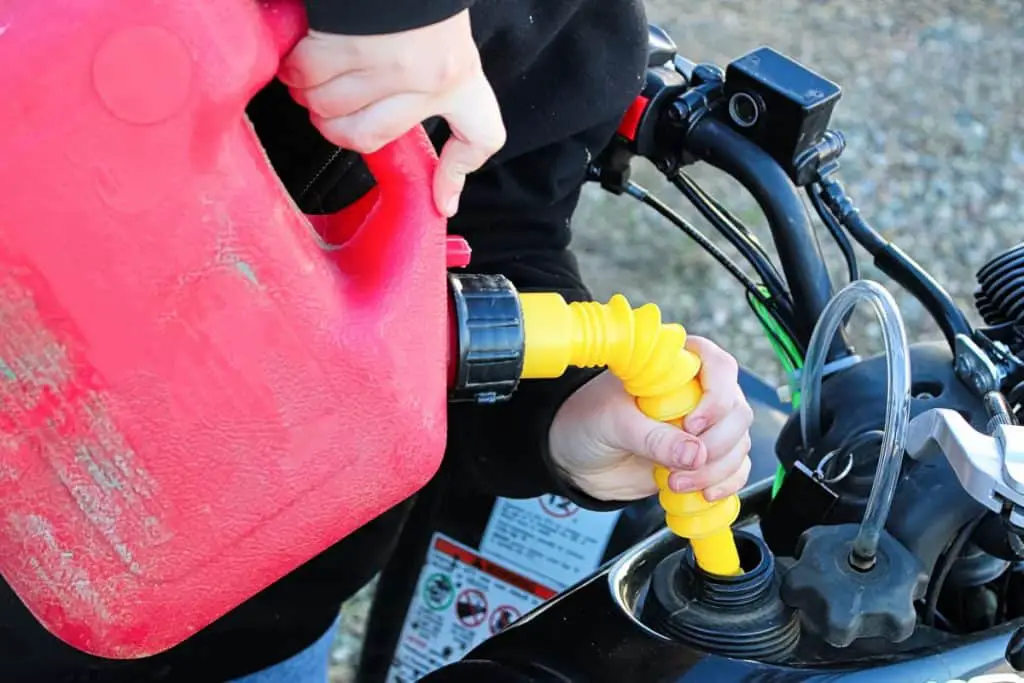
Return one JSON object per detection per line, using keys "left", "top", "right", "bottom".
{"left": 603, "top": 36, "right": 845, "bottom": 190}
{"left": 723, "top": 47, "right": 841, "bottom": 183}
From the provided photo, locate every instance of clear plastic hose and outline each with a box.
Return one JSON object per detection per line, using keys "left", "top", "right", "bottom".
{"left": 800, "top": 280, "right": 912, "bottom": 566}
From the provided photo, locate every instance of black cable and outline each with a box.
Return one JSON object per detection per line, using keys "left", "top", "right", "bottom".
{"left": 815, "top": 176, "right": 973, "bottom": 350}
{"left": 932, "top": 609, "right": 954, "bottom": 632}
{"left": 625, "top": 181, "right": 804, "bottom": 350}
{"left": 807, "top": 184, "right": 860, "bottom": 284}
{"left": 924, "top": 513, "right": 987, "bottom": 627}
{"left": 997, "top": 565, "right": 1012, "bottom": 623}
{"left": 686, "top": 117, "right": 850, "bottom": 360}
{"left": 671, "top": 172, "right": 790, "bottom": 303}
{"left": 627, "top": 181, "right": 760, "bottom": 295}
{"left": 671, "top": 172, "right": 798, "bottom": 334}
{"left": 679, "top": 174, "right": 779, "bottom": 272}
{"left": 743, "top": 290, "right": 806, "bottom": 364}
{"left": 681, "top": 173, "right": 763, "bottom": 244}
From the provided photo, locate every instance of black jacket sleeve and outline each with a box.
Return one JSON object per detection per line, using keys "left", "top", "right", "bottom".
{"left": 442, "top": 0, "right": 649, "bottom": 511}
{"left": 304, "top": 0, "right": 472, "bottom": 35}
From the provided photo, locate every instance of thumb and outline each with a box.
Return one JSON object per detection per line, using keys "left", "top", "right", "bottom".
{"left": 615, "top": 412, "right": 707, "bottom": 472}
{"left": 433, "top": 136, "right": 474, "bottom": 217}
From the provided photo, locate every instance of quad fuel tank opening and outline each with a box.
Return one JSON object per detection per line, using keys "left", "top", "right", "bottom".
{"left": 641, "top": 530, "right": 800, "bottom": 662}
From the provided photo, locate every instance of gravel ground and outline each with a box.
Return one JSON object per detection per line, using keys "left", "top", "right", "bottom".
{"left": 329, "top": 1, "right": 1024, "bottom": 680}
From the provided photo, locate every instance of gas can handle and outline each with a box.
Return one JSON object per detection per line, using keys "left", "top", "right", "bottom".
{"left": 257, "top": 0, "right": 443, "bottom": 249}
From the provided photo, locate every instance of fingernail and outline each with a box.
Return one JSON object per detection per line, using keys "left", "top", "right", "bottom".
{"left": 669, "top": 473, "right": 696, "bottom": 493}
{"left": 673, "top": 441, "right": 699, "bottom": 469}
{"left": 704, "top": 487, "right": 722, "bottom": 501}
{"left": 687, "top": 416, "right": 708, "bottom": 435}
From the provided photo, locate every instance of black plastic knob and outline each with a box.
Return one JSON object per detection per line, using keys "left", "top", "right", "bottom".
{"left": 781, "top": 524, "right": 928, "bottom": 648}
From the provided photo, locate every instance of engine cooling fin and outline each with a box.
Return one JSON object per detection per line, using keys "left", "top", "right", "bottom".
{"left": 975, "top": 243, "right": 1024, "bottom": 328}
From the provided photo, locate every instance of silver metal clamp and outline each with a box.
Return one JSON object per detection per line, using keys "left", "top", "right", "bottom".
{"left": 906, "top": 408, "right": 1024, "bottom": 529}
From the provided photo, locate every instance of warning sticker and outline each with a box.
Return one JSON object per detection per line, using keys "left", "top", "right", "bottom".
{"left": 422, "top": 573, "right": 455, "bottom": 612}
{"left": 479, "top": 494, "right": 623, "bottom": 590}
{"left": 454, "top": 588, "right": 488, "bottom": 628}
{"left": 539, "top": 495, "right": 578, "bottom": 518}
{"left": 489, "top": 605, "right": 521, "bottom": 635}
{"left": 385, "top": 534, "right": 555, "bottom": 683}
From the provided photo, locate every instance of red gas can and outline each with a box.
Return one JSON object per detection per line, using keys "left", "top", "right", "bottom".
{"left": 0, "top": 0, "right": 449, "bottom": 659}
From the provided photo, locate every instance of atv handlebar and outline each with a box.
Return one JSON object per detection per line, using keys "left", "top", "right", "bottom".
{"left": 684, "top": 116, "right": 845, "bottom": 357}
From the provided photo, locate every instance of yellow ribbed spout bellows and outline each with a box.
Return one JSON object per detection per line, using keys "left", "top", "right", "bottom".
{"left": 519, "top": 292, "right": 742, "bottom": 576}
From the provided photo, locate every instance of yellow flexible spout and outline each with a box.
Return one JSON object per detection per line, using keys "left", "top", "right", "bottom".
{"left": 519, "top": 291, "right": 742, "bottom": 576}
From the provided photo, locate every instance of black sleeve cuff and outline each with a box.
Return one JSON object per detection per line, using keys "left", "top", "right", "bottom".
{"left": 448, "top": 366, "right": 631, "bottom": 513}
{"left": 305, "top": 0, "right": 474, "bottom": 35}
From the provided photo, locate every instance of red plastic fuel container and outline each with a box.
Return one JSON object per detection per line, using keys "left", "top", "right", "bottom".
{"left": 0, "top": 0, "right": 450, "bottom": 658}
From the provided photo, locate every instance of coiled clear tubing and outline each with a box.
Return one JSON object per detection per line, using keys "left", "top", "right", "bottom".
{"left": 800, "top": 280, "right": 912, "bottom": 565}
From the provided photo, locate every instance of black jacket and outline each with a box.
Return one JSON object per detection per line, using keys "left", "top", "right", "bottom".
{"left": 0, "top": 2, "right": 648, "bottom": 680}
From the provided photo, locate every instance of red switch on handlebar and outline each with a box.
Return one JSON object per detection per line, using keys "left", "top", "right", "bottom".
{"left": 617, "top": 95, "right": 650, "bottom": 142}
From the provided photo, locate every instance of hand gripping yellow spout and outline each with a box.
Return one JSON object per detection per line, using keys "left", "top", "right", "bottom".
{"left": 519, "top": 292, "right": 742, "bottom": 576}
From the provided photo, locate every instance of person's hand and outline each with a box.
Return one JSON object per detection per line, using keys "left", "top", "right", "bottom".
{"left": 548, "top": 336, "right": 753, "bottom": 503}
{"left": 278, "top": 10, "right": 506, "bottom": 218}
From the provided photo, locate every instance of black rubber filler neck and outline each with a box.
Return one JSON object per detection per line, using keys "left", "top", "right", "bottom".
{"left": 641, "top": 530, "right": 800, "bottom": 662}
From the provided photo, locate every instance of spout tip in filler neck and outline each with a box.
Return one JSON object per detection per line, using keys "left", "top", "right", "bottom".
{"left": 641, "top": 530, "right": 800, "bottom": 662}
